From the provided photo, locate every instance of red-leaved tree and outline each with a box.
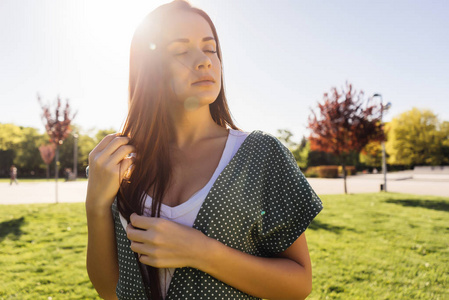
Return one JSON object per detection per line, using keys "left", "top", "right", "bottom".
{"left": 38, "top": 94, "right": 77, "bottom": 202}
{"left": 307, "top": 81, "right": 384, "bottom": 193}
{"left": 38, "top": 144, "right": 56, "bottom": 179}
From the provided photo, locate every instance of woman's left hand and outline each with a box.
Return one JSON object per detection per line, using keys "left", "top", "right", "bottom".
{"left": 126, "top": 213, "right": 210, "bottom": 269}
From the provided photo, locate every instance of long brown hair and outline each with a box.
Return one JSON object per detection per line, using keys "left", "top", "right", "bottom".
{"left": 117, "top": 1, "right": 239, "bottom": 298}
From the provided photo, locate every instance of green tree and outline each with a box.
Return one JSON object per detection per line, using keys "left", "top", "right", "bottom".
{"left": 360, "top": 140, "right": 382, "bottom": 168}
{"left": 15, "top": 127, "right": 47, "bottom": 175}
{"left": 0, "top": 122, "right": 120, "bottom": 178}
{"left": 0, "top": 123, "right": 23, "bottom": 151}
{"left": 291, "top": 139, "right": 310, "bottom": 170}
{"left": 0, "top": 123, "right": 21, "bottom": 176}
{"left": 79, "top": 134, "right": 96, "bottom": 173}
{"left": 441, "top": 121, "right": 449, "bottom": 164}
{"left": 276, "top": 129, "right": 296, "bottom": 150}
{"left": 0, "top": 123, "right": 47, "bottom": 177}
{"left": 59, "top": 125, "right": 101, "bottom": 178}
{"left": 276, "top": 130, "right": 311, "bottom": 169}
{"left": 0, "top": 149, "right": 15, "bottom": 177}
{"left": 386, "top": 108, "right": 446, "bottom": 166}
{"left": 95, "top": 128, "right": 118, "bottom": 144}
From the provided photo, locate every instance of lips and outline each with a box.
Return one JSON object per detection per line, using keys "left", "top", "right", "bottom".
{"left": 192, "top": 75, "right": 215, "bottom": 85}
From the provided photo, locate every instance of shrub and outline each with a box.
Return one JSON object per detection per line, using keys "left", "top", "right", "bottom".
{"left": 305, "top": 165, "right": 339, "bottom": 178}
{"left": 338, "top": 165, "right": 356, "bottom": 176}
{"left": 304, "top": 167, "right": 319, "bottom": 178}
{"left": 317, "top": 165, "right": 339, "bottom": 178}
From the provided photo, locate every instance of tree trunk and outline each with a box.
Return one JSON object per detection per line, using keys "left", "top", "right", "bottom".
{"left": 342, "top": 160, "right": 347, "bottom": 194}
{"left": 46, "top": 164, "right": 50, "bottom": 180}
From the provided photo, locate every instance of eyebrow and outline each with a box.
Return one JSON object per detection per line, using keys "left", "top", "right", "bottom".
{"left": 168, "top": 37, "right": 215, "bottom": 44}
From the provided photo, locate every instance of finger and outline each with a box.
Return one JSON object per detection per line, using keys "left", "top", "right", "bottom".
{"left": 101, "top": 136, "right": 132, "bottom": 157}
{"left": 129, "top": 240, "right": 146, "bottom": 254}
{"left": 126, "top": 224, "right": 147, "bottom": 243}
{"left": 110, "top": 145, "right": 136, "bottom": 165}
{"left": 120, "top": 158, "right": 135, "bottom": 182}
{"left": 90, "top": 133, "right": 121, "bottom": 155}
{"left": 139, "top": 254, "right": 152, "bottom": 267}
{"left": 130, "top": 213, "right": 155, "bottom": 230}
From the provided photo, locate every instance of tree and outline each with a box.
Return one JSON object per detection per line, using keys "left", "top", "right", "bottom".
{"left": 276, "top": 130, "right": 311, "bottom": 170}
{"left": 0, "top": 124, "right": 21, "bottom": 176}
{"left": 59, "top": 124, "right": 97, "bottom": 178}
{"left": 291, "top": 138, "right": 310, "bottom": 170}
{"left": 15, "top": 127, "right": 47, "bottom": 175}
{"left": 95, "top": 128, "right": 117, "bottom": 144}
{"left": 0, "top": 123, "right": 46, "bottom": 177}
{"left": 39, "top": 144, "right": 56, "bottom": 179}
{"left": 386, "top": 108, "right": 448, "bottom": 166}
{"left": 0, "top": 122, "right": 117, "bottom": 178}
{"left": 0, "top": 123, "right": 22, "bottom": 151}
{"left": 38, "top": 94, "right": 77, "bottom": 202}
{"left": 276, "top": 129, "right": 296, "bottom": 150}
{"left": 307, "top": 81, "right": 384, "bottom": 193}
{"left": 441, "top": 121, "right": 449, "bottom": 164}
{"left": 78, "top": 134, "right": 97, "bottom": 174}
{"left": 360, "top": 140, "right": 383, "bottom": 168}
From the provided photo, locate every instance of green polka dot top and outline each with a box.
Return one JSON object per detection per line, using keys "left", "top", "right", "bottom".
{"left": 111, "top": 130, "right": 323, "bottom": 299}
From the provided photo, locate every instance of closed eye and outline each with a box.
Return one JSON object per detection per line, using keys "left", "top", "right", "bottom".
{"left": 173, "top": 50, "right": 216, "bottom": 56}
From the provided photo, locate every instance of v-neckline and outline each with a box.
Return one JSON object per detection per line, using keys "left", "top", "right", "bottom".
{"left": 165, "top": 129, "right": 259, "bottom": 298}
{"left": 118, "top": 129, "right": 255, "bottom": 229}
{"left": 158, "top": 128, "right": 235, "bottom": 211}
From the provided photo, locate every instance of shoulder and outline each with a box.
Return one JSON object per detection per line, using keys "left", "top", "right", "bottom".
{"left": 235, "top": 130, "right": 296, "bottom": 170}
{"left": 247, "top": 130, "right": 291, "bottom": 155}
{"left": 245, "top": 130, "right": 284, "bottom": 147}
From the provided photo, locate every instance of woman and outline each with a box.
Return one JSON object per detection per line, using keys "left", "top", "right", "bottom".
{"left": 85, "top": 1, "right": 323, "bottom": 299}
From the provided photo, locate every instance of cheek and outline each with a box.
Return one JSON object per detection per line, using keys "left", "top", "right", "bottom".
{"left": 170, "top": 77, "right": 185, "bottom": 97}
{"left": 212, "top": 59, "right": 222, "bottom": 81}
{"left": 168, "top": 66, "right": 188, "bottom": 95}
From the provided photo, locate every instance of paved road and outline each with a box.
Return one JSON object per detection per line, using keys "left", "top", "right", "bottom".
{"left": 307, "top": 177, "right": 449, "bottom": 197}
{"left": 1, "top": 172, "right": 448, "bottom": 205}
{"left": 1, "top": 181, "right": 89, "bottom": 205}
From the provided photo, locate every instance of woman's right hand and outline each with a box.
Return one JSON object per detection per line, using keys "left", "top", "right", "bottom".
{"left": 86, "top": 133, "right": 136, "bottom": 212}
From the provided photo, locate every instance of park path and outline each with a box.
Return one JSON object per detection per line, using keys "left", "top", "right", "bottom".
{"left": 307, "top": 177, "right": 449, "bottom": 197}
{"left": 1, "top": 172, "right": 448, "bottom": 205}
{"left": 1, "top": 181, "right": 88, "bottom": 205}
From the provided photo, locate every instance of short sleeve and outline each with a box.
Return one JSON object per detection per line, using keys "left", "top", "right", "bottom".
{"left": 255, "top": 133, "right": 323, "bottom": 256}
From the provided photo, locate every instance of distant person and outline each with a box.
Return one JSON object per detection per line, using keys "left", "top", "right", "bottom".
{"left": 85, "top": 1, "right": 323, "bottom": 299}
{"left": 10, "top": 165, "right": 18, "bottom": 185}
{"left": 64, "top": 168, "right": 72, "bottom": 181}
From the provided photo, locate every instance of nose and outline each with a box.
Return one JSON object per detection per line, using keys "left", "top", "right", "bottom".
{"left": 194, "top": 52, "right": 212, "bottom": 70}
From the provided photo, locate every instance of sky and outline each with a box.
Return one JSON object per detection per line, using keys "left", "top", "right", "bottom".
{"left": 1, "top": 0, "right": 448, "bottom": 143}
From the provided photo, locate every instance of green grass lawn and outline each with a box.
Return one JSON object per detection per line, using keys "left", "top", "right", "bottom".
{"left": 0, "top": 193, "right": 448, "bottom": 299}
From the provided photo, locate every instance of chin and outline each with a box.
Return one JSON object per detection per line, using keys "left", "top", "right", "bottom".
{"left": 188, "top": 92, "right": 220, "bottom": 103}
{"left": 179, "top": 94, "right": 217, "bottom": 111}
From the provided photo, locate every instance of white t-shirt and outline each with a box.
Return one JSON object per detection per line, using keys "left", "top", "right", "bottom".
{"left": 142, "top": 128, "right": 250, "bottom": 298}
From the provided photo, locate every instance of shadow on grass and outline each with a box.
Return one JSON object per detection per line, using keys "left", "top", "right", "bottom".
{"left": 385, "top": 198, "right": 449, "bottom": 213}
{"left": 309, "top": 219, "right": 349, "bottom": 234}
{"left": 0, "top": 217, "right": 25, "bottom": 242}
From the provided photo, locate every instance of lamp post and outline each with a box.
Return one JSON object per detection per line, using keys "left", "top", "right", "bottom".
{"left": 373, "top": 93, "right": 391, "bottom": 192}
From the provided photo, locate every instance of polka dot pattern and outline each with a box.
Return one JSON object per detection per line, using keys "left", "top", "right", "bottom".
{"left": 112, "top": 200, "right": 148, "bottom": 299}
{"left": 111, "top": 130, "right": 323, "bottom": 299}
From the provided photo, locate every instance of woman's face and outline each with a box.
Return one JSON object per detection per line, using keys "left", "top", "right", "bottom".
{"left": 164, "top": 11, "right": 222, "bottom": 108}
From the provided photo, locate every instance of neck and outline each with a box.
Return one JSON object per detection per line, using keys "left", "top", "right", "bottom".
{"left": 168, "top": 103, "right": 227, "bottom": 150}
